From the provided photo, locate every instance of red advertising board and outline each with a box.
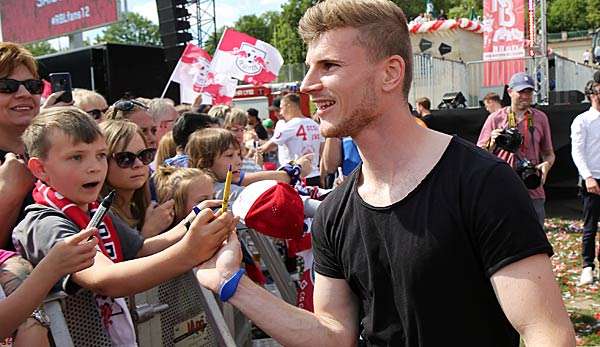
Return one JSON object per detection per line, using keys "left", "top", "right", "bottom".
{"left": 482, "top": 0, "right": 526, "bottom": 86}
{"left": 0, "top": 0, "right": 119, "bottom": 44}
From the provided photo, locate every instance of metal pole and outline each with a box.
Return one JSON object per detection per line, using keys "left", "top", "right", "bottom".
{"left": 539, "top": 0, "right": 549, "bottom": 104}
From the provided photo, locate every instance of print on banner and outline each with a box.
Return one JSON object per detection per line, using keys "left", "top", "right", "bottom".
{"left": 482, "top": 0, "right": 525, "bottom": 61}
{"left": 235, "top": 43, "right": 267, "bottom": 76}
{"left": 192, "top": 57, "right": 211, "bottom": 92}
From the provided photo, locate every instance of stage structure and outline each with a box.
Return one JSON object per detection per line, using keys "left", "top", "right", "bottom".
{"left": 529, "top": 0, "right": 550, "bottom": 104}
{"left": 191, "top": 0, "right": 217, "bottom": 49}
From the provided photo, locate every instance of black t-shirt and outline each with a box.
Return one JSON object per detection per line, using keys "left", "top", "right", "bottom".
{"left": 255, "top": 123, "right": 269, "bottom": 140}
{"left": 312, "top": 136, "right": 553, "bottom": 346}
{"left": 0, "top": 149, "right": 34, "bottom": 250}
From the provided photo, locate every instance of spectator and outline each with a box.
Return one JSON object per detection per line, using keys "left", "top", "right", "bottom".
{"left": 155, "top": 131, "right": 176, "bottom": 168}
{"left": 72, "top": 88, "right": 108, "bottom": 122}
{"left": 100, "top": 120, "right": 175, "bottom": 238}
{"left": 224, "top": 108, "right": 263, "bottom": 173}
{"left": 148, "top": 98, "right": 179, "bottom": 142}
{"left": 583, "top": 49, "right": 591, "bottom": 65}
{"left": 105, "top": 98, "right": 158, "bottom": 148}
{"left": 477, "top": 72, "right": 555, "bottom": 226}
{"left": 208, "top": 104, "right": 232, "bottom": 126}
{"left": 164, "top": 112, "right": 219, "bottom": 168}
{"left": 594, "top": 45, "right": 600, "bottom": 65}
{"left": 483, "top": 92, "right": 503, "bottom": 114}
{"left": 247, "top": 108, "right": 269, "bottom": 140}
{"left": 571, "top": 79, "right": 600, "bottom": 285}
{"left": 416, "top": 96, "right": 432, "bottom": 121}
{"left": 437, "top": 9, "right": 448, "bottom": 20}
{"left": 14, "top": 107, "right": 235, "bottom": 345}
{"left": 258, "top": 93, "right": 324, "bottom": 186}
{"left": 175, "top": 103, "right": 192, "bottom": 115}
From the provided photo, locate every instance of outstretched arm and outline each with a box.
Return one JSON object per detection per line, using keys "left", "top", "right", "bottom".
{"left": 195, "top": 233, "right": 359, "bottom": 346}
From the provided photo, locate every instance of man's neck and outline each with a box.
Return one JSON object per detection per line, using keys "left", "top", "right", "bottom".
{"left": 0, "top": 126, "right": 25, "bottom": 154}
{"left": 510, "top": 106, "right": 529, "bottom": 121}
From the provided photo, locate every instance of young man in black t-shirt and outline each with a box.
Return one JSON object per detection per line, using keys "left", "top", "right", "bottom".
{"left": 194, "top": 1, "right": 575, "bottom": 345}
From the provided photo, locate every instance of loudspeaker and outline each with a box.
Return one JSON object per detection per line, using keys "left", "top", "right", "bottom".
{"left": 438, "top": 91, "right": 466, "bottom": 109}
{"left": 156, "top": 0, "right": 192, "bottom": 62}
{"left": 548, "top": 90, "right": 585, "bottom": 105}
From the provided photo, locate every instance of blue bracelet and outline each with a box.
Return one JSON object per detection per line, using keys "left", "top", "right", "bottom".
{"left": 219, "top": 268, "right": 246, "bottom": 302}
{"left": 279, "top": 163, "right": 302, "bottom": 186}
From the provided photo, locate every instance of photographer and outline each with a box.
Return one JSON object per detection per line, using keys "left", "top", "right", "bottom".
{"left": 571, "top": 78, "right": 600, "bottom": 285}
{"left": 477, "top": 72, "right": 555, "bottom": 226}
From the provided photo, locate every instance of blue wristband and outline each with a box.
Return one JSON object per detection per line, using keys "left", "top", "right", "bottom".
{"left": 219, "top": 268, "right": 246, "bottom": 302}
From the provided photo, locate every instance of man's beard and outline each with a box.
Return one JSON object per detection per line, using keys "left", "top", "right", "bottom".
{"left": 321, "top": 77, "right": 380, "bottom": 138}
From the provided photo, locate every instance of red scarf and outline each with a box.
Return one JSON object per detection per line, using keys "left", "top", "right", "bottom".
{"left": 32, "top": 181, "right": 124, "bottom": 263}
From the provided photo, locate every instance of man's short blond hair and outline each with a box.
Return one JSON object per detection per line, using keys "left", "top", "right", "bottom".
{"left": 72, "top": 88, "right": 107, "bottom": 109}
{"left": 22, "top": 107, "right": 102, "bottom": 159}
{"left": 299, "top": 0, "right": 412, "bottom": 98}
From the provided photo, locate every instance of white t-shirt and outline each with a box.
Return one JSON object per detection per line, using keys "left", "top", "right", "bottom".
{"left": 272, "top": 117, "right": 323, "bottom": 178}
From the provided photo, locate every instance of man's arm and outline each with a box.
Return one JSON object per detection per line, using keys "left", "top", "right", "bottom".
{"left": 0, "top": 153, "right": 34, "bottom": 248}
{"left": 195, "top": 233, "right": 360, "bottom": 347}
{"left": 490, "top": 254, "right": 575, "bottom": 346}
{"left": 538, "top": 148, "right": 555, "bottom": 185}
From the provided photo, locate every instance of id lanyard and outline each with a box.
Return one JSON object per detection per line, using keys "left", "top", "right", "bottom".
{"left": 507, "top": 109, "right": 535, "bottom": 153}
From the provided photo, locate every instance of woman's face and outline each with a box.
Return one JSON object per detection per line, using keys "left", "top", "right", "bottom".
{"left": 211, "top": 144, "right": 242, "bottom": 182}
{"left": 0, "top": 64, "right": 41, "bottom": 134}
{"left": 107, "top": 133, "right": 149, "bottom": 192}
{"left": 227, "top": 123, "right": 245, "bottom": 145}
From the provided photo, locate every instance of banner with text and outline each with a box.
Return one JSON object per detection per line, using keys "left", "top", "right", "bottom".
{"left": 482, "top": 0, "right": 525, "bottom": 86}
{"left": 0, "top": 0, "right": 119, "bottom": 44}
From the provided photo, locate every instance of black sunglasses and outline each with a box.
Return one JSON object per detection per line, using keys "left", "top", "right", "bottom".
{"left": 112, "top": 148, "right": 156, "bottom": 168}
{"left": 0, "top": 78, "right": 44, "bottom": 94}
{"left": 113, "top": 99, "right": 149, "bottom": 112}
{"left": 86, "top": 108, "right": 108, "bottom": 120}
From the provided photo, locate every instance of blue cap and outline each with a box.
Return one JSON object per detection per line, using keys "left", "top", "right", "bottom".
{"left": 509, "top": 72, "right": 535, "bottom": 92}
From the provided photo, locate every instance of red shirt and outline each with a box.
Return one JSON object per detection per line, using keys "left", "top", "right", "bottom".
{"left": 477, "top": 107, "right": 553, "bottom": 199}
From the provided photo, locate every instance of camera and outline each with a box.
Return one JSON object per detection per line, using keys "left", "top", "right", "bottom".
{"left": 495, "top": 127, "right": 523, "bottom": 153}
{"left": 516, "top": 159, "right": 542, "bottom": 189}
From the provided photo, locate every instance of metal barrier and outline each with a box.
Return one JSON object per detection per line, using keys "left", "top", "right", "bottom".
{"left": 409, "top": 54, "right": 468, "bottom": 109}
{"left": 554, "top": 55, "right": 597, "bottom": 92}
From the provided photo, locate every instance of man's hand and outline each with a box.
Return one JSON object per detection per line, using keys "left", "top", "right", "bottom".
{"left": 183, "top": 208, "right": 238, "bottom": 265}
{"left": 486, "top": 128, "right": 503, "bottom": 151}
{"left": 536, "top": 161, "right": 551, "bottom": 185}
{"left": 0, "top": 153, "right": 34, "bottom": 199}
{"left": 585, "top": 177, "right": 600, "bottom": 195}
{"left": 195, "top": 232, "right": 243, "bottom": 293}
{"left": 296, "top": 153, "right": 314, "bottom": 178}
{"left": 43, "top": 228, "right": 98, "bottom": 277}
{"left": 41, "top": 91, "right": 74, "bottom": 109}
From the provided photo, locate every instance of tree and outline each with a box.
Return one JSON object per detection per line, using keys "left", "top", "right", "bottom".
{"left": 547, "top": 0, "right": 588, "bottom": 33}
{"left": 272, "top": 0, "right": 315, "bottom": 64}
{"left": 586, "top": 0, "right": 600, "bottom": 30}
{"left": 234, "top": 15, "right": 272, "bottom": 43}
{"left": 95, "top": 12, "right": 161, "bottom": 46}
{"left": 24, "top": 41, "right": 57, "bottom": 56}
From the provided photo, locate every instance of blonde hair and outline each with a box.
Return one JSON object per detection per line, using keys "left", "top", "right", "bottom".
{"left": 223, "top": 108, "right": 248, "bottom": 129}
{"left": 0, "top": 42, "right": 38, "bottom": 79}
{"left": 100, "top": 120, "right": 151, "bottom": 229}
{"left": 186, "top": 128, "right": 240, "bottom": 172}
{"left": 207, "top": 104, "right": 232, "bottom": 125}
{"left": 298, "top": 0, "right": 412, "bottom": 98}
{"left": 154, "top": 166, "right": 214, "bottom": 222}
{"left": 156, "top": 131, "right": 176, "bottom": 166}
{"left": 22, "top": 107, "right": 101, "bottom": 159}
{"left": 72, "top": 88, "right": 107, "bottom": 109}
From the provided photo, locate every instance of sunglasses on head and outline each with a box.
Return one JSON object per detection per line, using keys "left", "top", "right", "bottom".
{"left": 0, "top": 78, "right": 44, "bottom": 94}
{"left": 112, "top": 148, "right": 156, "bottom": 168}
{"left": 113, "top": 99, "right": 149, "bottom": 112}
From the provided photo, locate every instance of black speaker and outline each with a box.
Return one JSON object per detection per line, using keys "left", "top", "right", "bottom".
{"left": 156, "top": 0, "right": 192, "bottom": 62}
{"left": 438, "top": 91, "right": 466, "bottom": 109}
{"left": 549, "top": 90, "right": 585, "bottom": 105}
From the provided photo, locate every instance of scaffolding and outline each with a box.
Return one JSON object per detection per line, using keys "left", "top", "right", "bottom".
{"left": 186, "top": 0, "right": 217, "bottom": 49}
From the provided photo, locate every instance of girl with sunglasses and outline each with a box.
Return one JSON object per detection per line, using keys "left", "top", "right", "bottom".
{"left": 100, "top": 120, "right": 175, "bottom": 238}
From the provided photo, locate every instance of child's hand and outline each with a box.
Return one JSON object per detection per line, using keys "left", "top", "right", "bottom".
{"left": 296, "top": 153, "right": 314, "bottom": 178}
{"left": 143, "top": 199, "right": 176, "bottom": 237}
{"left": 42, "top": 228, "right": 98, "bottom": 277}
{"left": 195, "top": 232, "right": 243, "bottom": 293}
{"left": 184, "top": 208, "right": 238, "bottom": 265}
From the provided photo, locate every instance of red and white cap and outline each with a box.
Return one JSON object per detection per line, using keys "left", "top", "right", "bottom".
{"left": 232, "top": 180, "right": 304, "bottom": 239}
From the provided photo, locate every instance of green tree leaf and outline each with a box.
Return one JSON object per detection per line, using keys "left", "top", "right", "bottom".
{"left": 24, "top": 41, "right": 57, "bottom": 57}
{"left": 94, "top": 12, "right": 161, "bottom": 46}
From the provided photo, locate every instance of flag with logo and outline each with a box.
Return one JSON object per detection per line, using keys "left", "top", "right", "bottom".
{"left": 211, "top": 28, "right": 284, "bottom": 86}
{"left": 198, "top": 72, "right": 238, "bottom": 105}
{"left": 170, "top": 43, "right": 213, "bottom": 103}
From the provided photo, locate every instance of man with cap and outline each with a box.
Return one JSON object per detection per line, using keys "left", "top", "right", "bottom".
{"left": 477, "top": 72, "right": 555, "bottom": 226}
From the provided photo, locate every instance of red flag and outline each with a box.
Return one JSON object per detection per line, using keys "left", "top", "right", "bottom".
{"left": 171, "top": 43, "right": 212, "bottom": 103}
{"left": 211, "top": 28, "right": 284, "bottom": 85}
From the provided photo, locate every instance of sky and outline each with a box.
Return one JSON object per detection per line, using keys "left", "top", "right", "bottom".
{"left": 51, "top": 0, "right": 287, "bottom": 49}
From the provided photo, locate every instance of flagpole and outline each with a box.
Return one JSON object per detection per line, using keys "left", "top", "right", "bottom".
{"left": 160, "top": 43, "right": 191, "bottom": 99}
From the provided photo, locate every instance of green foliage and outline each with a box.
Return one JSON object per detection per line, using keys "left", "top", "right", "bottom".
{"left": 234, "top": 15, "right": 272, "bottom": 43}
{"left": 24, "top": 41, "right": 57, "bottom": 57}
{"left": 586, "top": 0, "right": 600, "bottom": 30}
{"left": 547, "top": 0, "right": 588, "bottom": 32}
{"left": 94, "top": 12, "right": 161, "bottom": 46}
{"left": 271, "top": 0, "right": 314, "bottom": 64}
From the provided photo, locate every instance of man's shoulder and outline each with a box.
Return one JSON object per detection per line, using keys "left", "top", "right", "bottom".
{"left": 445, "top": 137, "right": 508, "bottom": 175}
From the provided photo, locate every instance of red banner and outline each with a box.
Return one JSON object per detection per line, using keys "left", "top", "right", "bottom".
{"left": 483, "top": 0, "right": 526, "bottom": 86}
{"left": 0, "top": 0, "right": 119, "bottom": 44}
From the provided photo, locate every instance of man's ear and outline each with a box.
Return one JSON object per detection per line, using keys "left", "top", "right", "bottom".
{"left": 28, "top": 157, "right": 48, "bottom": 182}
{"left": 381, "top": 55, "right": 406, "bottom": 92}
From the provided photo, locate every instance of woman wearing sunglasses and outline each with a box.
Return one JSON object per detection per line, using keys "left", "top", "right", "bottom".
{"left": 105, "top": 98, "right": 158, "bottom": 149}
{"left": 100, "top": 120, "right": 175, "bottom": 238}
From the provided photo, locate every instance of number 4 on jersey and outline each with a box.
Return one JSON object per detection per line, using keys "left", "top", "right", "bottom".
{"left": 296, "top": 125, "right": 307, "bottom": 141}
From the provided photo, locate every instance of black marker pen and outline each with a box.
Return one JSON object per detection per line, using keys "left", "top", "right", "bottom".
{"left": 87, "top": 190, "right": 116, "bottom": 238}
